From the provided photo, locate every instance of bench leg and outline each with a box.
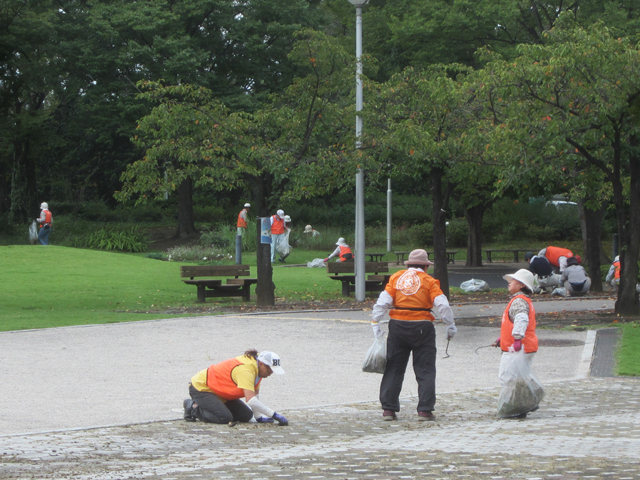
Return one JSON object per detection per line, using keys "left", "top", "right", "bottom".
{"left": 196, "top": 285, "right": 206, "bottom": 303}
{"left": 487, "top": 252, "right": 492, "bottom": 263}
{"left": 242, "top": 284, "right": 251, "bottom": 302}
{"left": 341, "top": 281, "right": 351, "bottom": 297}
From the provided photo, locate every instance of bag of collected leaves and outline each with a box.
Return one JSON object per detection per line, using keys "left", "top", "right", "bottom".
{"left": 460, "top": 279, "right": 491, "bottom": 292}
{"left": 362, "top": 335, "right": 387, "bottom": 374}
{"left": 497, "top": 349, "right": 545, "bottom": 418}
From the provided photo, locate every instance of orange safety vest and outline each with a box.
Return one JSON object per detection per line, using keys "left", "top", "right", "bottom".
{"left": 40, "top": 210, "right": 52, "bottom": 228}
{"left": 339, "top": 245, "right": 353, "bottom": 262}
{"left": 386, "top": 269, "right": 441, "bottom": 321}
{"left": 500, "top": 295, "right": 538, "bottom": 353}
{"left": 237, "top": 209, "right": 248, "bottom": 228}
{"left": 613, "top": 260, "right": 621, "bottom": 280}
{"left": 271, "top": 215, "right": 285, "bottom": 235}
{"left": 545, "top": 246, "right": 573, "bottom": 267}
{"left": 206, "top": 357, "right": 262, "bottom": 400}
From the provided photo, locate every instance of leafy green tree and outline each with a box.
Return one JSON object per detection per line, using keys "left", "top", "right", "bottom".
{"left": 479, "top": 23, "right": 640, "bottom": 314}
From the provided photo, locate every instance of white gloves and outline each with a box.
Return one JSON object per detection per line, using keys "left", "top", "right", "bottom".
{"left": 446, "top": 324, "right": 457, "bottom": 340}
{"left": 371, "top": 322, "right": 384, "bottom": 338}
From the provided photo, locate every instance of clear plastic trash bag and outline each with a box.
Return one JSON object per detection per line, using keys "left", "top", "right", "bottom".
{"left": 551, "top": 287, "right": 567, "bottom": 297}
{"left": 362, "top": 335, "right": 387, "bottom": 374}
{"left": 497, "top": 350, "right": 545, "bottom": 418}
{"left": 275, "top": 230, "right": 291, "bottom": 256}
{"left": 307, "top": 258, "right": 326, "bottom": 268}
{"left": 460, "top": 278, "right": 491, "bottom": 292}
{"left": 29, "top": 221, "right": 38, "bottom": 245}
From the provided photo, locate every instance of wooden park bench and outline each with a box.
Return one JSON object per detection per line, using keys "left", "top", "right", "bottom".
{"left": 394, "top": 250, "right": 458, "bottom": 265}
{"left": 180, "top": 265, "right": 258, "bottom": 302}
{"left": 327, "top": 261, "right": 392, "bottom": 297}
{"left": 484, "top": 249, "right": 535, "bottom": 263}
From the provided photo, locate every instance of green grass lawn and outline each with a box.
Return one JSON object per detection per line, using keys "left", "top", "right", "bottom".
{"left": 0, "top": 245, "right": 402, "bottom": 331}
{"left": 617, "top": 323, "right": 640, "bottom": 376}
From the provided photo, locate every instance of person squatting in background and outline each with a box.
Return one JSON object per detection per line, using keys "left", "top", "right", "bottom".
{"left": 324, "top": 238, "right": 353, "bottom": 263}
{"left": 524, "top": 252, "right": 560, "bottom": 292}
{"left": 183, "top": 349, "right": 288, "bottom": 425}
{"left": 237, "top": 203, "right": 250, "bottom": 236}
{"left": 605, "top": 256, "right": 621, "bottom": 292}
{"left": 538, "top": 246, "right": 580, "bottom": 274}
{"left": 36, "top": 202, "right": 53, "bottom": 245}
{"left": 560, "top": 256, "right": 591, "bottom": 296}
{"left": 493, "top": 269, "right": 539, "bottom": 419}
{"left": 270, "top": 209, "right": 286, "bottom": 263}
{"left": 304, "top": 225, "right": 320, "bottom": 237}
{"left": 371, "top": 249, "right": 457, "bottom": 422}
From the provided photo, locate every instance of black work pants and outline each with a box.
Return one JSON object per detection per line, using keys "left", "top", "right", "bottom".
{"left": 379, "top": 319, "right": 437, "bottom": 413}
{"left": 189, "top": 385, "right": 253, "bottom": 424}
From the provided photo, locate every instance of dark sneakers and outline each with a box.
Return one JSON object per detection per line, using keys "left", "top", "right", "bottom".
{"left": 418, "top": 411, "right": 436, "bottom": 421}
{"left": 183, "top": 399, "right": 197, "bottom": 422}
{"left": 382, "top": 409, "right": 397, "bottom": 421}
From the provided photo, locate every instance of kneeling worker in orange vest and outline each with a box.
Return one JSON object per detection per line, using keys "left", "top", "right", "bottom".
{"left": 324, "top": 237, "right": 353, "bottom": 262}
{"left": 538, "top": 246, "right": 580, "bottom": 274}
{"left": 183, "top": 349, "right": 288, "bottom": 425}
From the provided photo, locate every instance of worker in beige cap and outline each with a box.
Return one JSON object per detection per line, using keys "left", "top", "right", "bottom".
{"left": 371, "top": 249, "right": 456, "bottom": 422}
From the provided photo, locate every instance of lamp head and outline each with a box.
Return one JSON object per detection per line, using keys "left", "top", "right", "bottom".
{"left": 347, "top": 0, "right": 369, "bottom": 6}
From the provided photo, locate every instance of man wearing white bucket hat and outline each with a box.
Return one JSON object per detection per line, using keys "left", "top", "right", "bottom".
{"left": 237, "top": 203, "right": 251, "bottom": 236}
{"left": 36, "top": 202, "right": 53, "bottom": 245}
{"left": 493, "top": 269, "right": 541, "bottom": 418}
{"left": 270, "top": 209, "right": 286, "bottom": 263}
{"left": 371, "top": 249, "right": 457, "bottom": 422}
{"left": 183, "top": 349, "right": 288, "bottom": 425}
{"left": 324, "top": 237, "right": 353, "bottom": 262}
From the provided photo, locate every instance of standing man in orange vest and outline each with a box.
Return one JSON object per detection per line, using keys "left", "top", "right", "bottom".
{"left": 36, "top": 202, "right": 53, "bottom": 245}
{"left": 270, "top": 209, "right": 286, "bottom": 263}
{"left": 237, "top": 203, "right": 251, "bottom": 236}
{"left": 492, "top": 269, "right": 542, "bottom": 418}
{"left": 371, "top": 249, "right": 457, "bottom": 422}
{"left": 538, "top": 246, "right": 578, "bottom": 273}
{"left": 183, "top": 349, "right": 288, "bottom": 425}
{"left": 324, "top": 237, "right": 353, "bottom": 262}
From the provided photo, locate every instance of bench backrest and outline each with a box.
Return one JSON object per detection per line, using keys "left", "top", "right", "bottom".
{"left": 327, "top": 262, "right": 389, "bottom": 275}
{"left": 180, "top": 265, "right": 251, "bottom": 279}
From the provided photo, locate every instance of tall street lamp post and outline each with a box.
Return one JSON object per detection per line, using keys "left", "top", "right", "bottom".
{"left": 348, "top": 0, "right": 368, "bottom": 301}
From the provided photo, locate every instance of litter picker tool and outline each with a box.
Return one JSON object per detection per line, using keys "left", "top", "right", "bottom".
{"left": 475, "top": 344, "right": 494, "bottom": 355}
{"left": 442, "top": 339, "right": 451, "bottom": 359}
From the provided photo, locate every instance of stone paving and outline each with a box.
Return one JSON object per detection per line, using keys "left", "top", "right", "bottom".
{"left": 2, "top": 377, "right": 639, "bottom": 479}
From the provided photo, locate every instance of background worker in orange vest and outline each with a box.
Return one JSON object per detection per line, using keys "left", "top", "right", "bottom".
{"left": 36, "top": 202, "right": 53, "bottom": 245}
{"left": 183, "top": 349, "right": 288, "bottom": 425}
{"left": 492, "top": 269, "right": 541, "bottom": 418}
{"left": 371, "top": 249, "right": 457, "bottom": 422}
{"left": 606, "top": 255, "right": 621, "bottom": 292}
{"left": 324, "top": 237, "right": 353, "bottom": 262}
{"left": 237, "top": 203, "right": 250, "bottom": 236}
{"left": 270, "top": 209, "right": 286, "bottom": 263}
{"left": 538, "top": 246, "right": 579, "bottom": 273}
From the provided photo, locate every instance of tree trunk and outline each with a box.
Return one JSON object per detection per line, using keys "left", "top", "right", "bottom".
{"left": 255, "top": 219, "right": 275, "bottom": 306}
{"left": 579, "top": 203, "right": 603, "bottom": 292}
{"left": 431, "top": 167, "right": 450, "bottom": 297}
{"left": 464, "top": 204, "right": 486, "bottom": 267}
{"left": 174, "top": 176, "right": 197, "bottom": 239}
{"left": 616, "top": 137, "right": 640, "bottom": 315}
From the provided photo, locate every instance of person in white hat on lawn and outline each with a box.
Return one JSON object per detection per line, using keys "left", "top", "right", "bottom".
{"left": 371, "top": 249, "right": 457, "bottom": 422}
{"left": 324, "top": 237, "right": 353, "bottom": 263}
{"left": 183, "top": 349, "right": 288, "bottom": 425}
{"left": 36, "top": 202, "right": 53, "bottom": 245}
{"left": 237, "top": 203, "right": 251, "bottom": 236}
{"left": 270, "top": 209, "right": 286, "bottom": 263}
{"left": 492, "top": 269, "right": 541, "bottom": 418}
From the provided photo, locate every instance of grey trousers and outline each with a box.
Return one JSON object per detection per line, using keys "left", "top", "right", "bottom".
{"left": 189, "top": 385, "right": 253, "bottom": 424}
{"left": 380, "top": 319, "right": 437, "bottom": 413}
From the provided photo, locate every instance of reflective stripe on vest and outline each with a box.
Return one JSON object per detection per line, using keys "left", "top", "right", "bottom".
{"left": 271, "top": 215, "right": 285, "bottom": 235}
{"left": 545, "top": 246, "right": 573, "bottom": 267}
{"left": 387, "top": 269, "right": 438, "bottom": 321}
{"left": 500, "top": 295, "right": 538, "bottom": 353}
{"left": 237, "top": 209, "right": 248, "bottom": 228}
{"left": 206, "top": 357, "right": 262, "bottom": 400}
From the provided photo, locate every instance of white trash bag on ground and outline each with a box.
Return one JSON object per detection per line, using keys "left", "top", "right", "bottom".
{"left": 460, "top": 279, "right": 491, "bottom": 292}
{"left": 497, "top": 350, "right": 545, "bottom": 418}
{"left": 307, "top": 258, "right": 326, "bottom": 268}
{"left": 29, "top": 221, "right": 38, "bottom": 245}
{"left": 362, "top": 335, "right": 387, "bottom": 374}
{"left": 551, "top": 287, "right": 567, "bottom": 297}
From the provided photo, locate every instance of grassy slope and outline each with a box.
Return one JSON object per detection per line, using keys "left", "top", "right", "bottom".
{"left": 617, "top": 323, "right": 640, "bottom": 376}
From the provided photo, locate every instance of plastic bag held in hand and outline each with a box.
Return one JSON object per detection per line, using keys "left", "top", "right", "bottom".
{"left": 446, "top": 324, "right": 457, "bottom": 340}
{"left": 272, "top": 412, "right": 288, "bottom": 425}
{"left": 363, "top": 335, "right": 387, "bottom": 373}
